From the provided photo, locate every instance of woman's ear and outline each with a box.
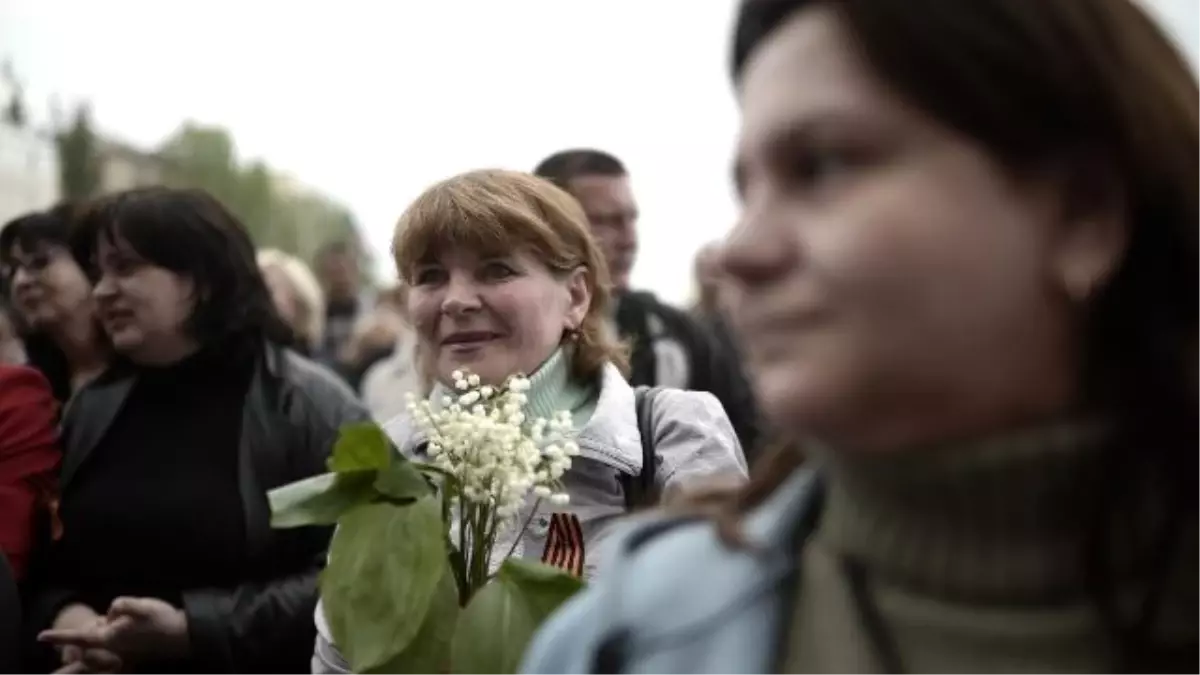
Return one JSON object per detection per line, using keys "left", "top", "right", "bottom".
{"left": 1049, "top": 160, "right": 1128, "bottom": 303}
{"left": 563, "top": 266, "right": 592, "bottom": 330}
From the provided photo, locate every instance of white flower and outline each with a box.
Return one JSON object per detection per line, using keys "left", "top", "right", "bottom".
{"left": 409, "top": 367, "right": 581, "bottom": 569}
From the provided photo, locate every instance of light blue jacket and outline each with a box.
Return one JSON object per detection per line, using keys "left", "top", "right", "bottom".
{"left": 520, "top": 469, "right": 821, "bottom": 674}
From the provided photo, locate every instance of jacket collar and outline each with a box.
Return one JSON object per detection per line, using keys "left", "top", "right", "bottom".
{"left": 742, "top": 466, "right": 823, "bottom": 551}
{"left": 60, "top": 341, "right": 281, "bottom": 489}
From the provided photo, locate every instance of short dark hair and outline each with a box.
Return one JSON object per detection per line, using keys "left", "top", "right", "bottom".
{"left": 532, "top": 149, "right": 627, "bottom": 191}
{"left": 70, "top": 187, "right": 293, "bottom": 347}
{"left": 1, "top": 202, "right": 101, "bottom": 402}
{"left": 0, "top": 202, "right": 79, "bottom": 268}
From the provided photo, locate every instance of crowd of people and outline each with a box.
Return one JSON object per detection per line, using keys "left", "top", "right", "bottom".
{"left": 0, "top": 0, "right": 1197, "bottom": 672}
{"left": 0, "top": 150, "right": 758, "bottom": 673}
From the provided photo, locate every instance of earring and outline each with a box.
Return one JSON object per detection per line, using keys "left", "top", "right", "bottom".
{"left": 564, "top": 326, "right": 580, "bottom": 343}
{"left": 1064, "top": 268, "right": 1098, "bottom": 304}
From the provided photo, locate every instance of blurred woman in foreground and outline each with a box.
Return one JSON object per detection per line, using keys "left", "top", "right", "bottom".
{"left": 523, "top": 0, "right": 1197, "bottom": 671}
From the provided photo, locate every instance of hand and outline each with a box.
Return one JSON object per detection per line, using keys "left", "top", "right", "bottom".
{"left": 53, "top": 646, "right": 122, "bottom": 674}
{"left": 49, "top": 604, "right": 122, "bottom": 673}
{"left": 41, "top": 597, "right": 189, "bottom": 664}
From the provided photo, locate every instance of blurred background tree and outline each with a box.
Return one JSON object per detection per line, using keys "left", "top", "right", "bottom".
{"left": 57, "top": 103, "right": 101, "bottom": 201}
{"left": 2, "top": 59, "right": 27, "bottom": 127}
{"left": 158, "top": 122, "right": 366, "bottom": 274}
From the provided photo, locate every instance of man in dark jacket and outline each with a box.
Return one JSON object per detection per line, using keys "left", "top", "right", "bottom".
{"left": 534, "top": 149, "right": 761, "bottom": 457}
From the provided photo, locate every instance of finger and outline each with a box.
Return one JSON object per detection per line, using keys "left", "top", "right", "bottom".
{"left": 82, "top": 648, "right": 123, "bottom": 671}
{"left": 61, "top": 644, "right": 83, "bottom": 662}
{"left": 39, "top": 628, "right": 108, "bottom": 648}
{"left": 108, "top": 596, "right": 158, "bottom": 619}
{"left": 41, "top": 615, "right": 131, "bottom": 649}
{"left": 52, "top": 661, "right": 86, "bottom": 674}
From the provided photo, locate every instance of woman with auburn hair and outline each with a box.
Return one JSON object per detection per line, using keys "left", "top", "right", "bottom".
{"left": 523, "top": 0, "right": 1197, "bottom": 672}
{"left": 312, "top": 169, "right": 747, "bottom": 673}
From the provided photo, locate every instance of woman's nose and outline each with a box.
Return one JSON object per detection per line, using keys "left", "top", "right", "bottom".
{"left": 440, "top": 277, "right": 481, "bottom": 315}
{"left": 92, "top": 274, "right": 117, "bottom": 301}
{"left": 10, "top": 266, "right": 35, "bottom": 292}
{"left": 720, "top": 201, "right": 800, "bottom": 288}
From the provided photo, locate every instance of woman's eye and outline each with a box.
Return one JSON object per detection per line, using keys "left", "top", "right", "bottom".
{"left": 481, "top": 262, "right": 516, "bottom": 281}
{"left": 413, "top": 268, "right": 446, "bottom": 285}
{"left": 793, "top": 148, "right": 856, "bottom": 188}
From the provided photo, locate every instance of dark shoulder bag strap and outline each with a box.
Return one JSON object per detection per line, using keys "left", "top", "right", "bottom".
{"left": 620, "top": 386, "right": 661, "bottom": 511}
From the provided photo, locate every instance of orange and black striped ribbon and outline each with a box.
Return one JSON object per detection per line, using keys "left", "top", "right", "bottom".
{"left": 540, "top": 513, "right": 585, "bottom": 577}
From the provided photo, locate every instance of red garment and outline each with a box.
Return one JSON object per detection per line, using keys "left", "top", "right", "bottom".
{"left": 0, "top": 365, "right": 62, "bottom": 580}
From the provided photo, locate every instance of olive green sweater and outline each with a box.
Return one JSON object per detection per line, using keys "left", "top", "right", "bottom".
{"left": 784, "top": 422, "right": 1197, "bottom": 673}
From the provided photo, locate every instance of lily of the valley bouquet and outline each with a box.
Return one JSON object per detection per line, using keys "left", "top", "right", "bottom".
{"left": 268, "top": 370, "right": 584, "bottom": 673}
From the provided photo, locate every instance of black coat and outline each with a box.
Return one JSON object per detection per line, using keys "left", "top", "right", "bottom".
{"left": 614, "top": 291, "right": 761, "bottom": 458}
{"left": 27, "top": 342, "right": 368, "bottom": 672}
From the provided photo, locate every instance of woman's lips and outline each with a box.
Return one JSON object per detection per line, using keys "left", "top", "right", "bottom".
{"left": 441, "top": 331, "right": 499, "bottom": 352}
{"left": 103, "top": 309, "right": 135, "bottom": 327}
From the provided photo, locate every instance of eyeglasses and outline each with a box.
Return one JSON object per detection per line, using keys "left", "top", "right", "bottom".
{"left": 0, "top": 249, "right": 58, "bottom": 283}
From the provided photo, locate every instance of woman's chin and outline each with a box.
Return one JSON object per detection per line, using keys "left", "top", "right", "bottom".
{"left": 439, "top": 356, "right": 508, "bottom": 387}
{"left": 755, "top": 366, "right": 844, "bottom": 437}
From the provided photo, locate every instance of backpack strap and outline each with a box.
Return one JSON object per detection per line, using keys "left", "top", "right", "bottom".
{"left": 620, "top": 385, "right": 662, "bottom": 510}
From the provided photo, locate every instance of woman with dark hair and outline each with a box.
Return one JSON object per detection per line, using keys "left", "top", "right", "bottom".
{"left": 0, "top": 205, "right": 109, "bottom": 403}
{"left": 30, "top": 187, "right": 369, "bottom": 673}
{"left": 523, "top": 0, "right": 1197, "bottom": 672}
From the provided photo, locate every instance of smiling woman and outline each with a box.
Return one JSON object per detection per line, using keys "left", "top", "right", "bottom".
{"left": 26, "top": 187, "right": 370, "bottom": 673}
{"left": 392, "top": 168, "right": 628, "bottom": 386}
{"left": 0, "top": 204, "right": 110, "bottom": 403}
{"left": 311, "top": 169, "right": 748, "bottom": 673}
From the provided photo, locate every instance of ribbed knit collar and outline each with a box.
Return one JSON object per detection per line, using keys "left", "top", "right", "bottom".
{"left": 521, "top": 347, "right": 596, "bottom": 430}
{"left": 812, "top": 419, "right": 1117, "bottom": 603}
{"left": 428, "top": 347, "right": 596, "bottom": 431}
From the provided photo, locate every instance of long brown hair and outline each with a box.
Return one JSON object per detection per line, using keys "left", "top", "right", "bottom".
{"left": 719, "top": 0, "right": 1197, "bottom": 667}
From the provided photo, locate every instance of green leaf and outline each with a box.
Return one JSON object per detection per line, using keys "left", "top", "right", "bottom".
{"left": 323, "top": 497, "right": 450, "bottom": 672}
{"left": 368, "top": 568, "right": 460, "bottom": 674}
{"left": 268, "top": 471, "right": 377, "bottom": 528}
{"left": 450, "top": 559, "right": 586, "bottom": 674}
{"left": 374, "top": 459, "right": 434, "bottom": 501}
{"left": 411, "top": 460, "right": 453, "bottom": 479}
{"left": 328, "top": 422, "right": 393, "bottom": 473}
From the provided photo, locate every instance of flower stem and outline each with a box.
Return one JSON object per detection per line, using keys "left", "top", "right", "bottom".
{"left": 496, "top": 499, "right": 543, "bottom": 573}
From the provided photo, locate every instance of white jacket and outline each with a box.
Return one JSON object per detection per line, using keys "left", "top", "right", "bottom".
{"left": 311, "top": 363, "right": 748, "bottom": 673}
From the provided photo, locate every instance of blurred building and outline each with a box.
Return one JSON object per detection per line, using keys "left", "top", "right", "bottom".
{"left": 272, "top": 171, "right": 366, "bottom": 267}
{"left": 96, "top": 138, "right": 171, "bottom": 194}
{"left": 0, "top": 120, "right": 58, "bottom": 225}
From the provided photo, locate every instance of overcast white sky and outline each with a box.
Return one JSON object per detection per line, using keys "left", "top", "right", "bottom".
{"left": 1, "top": 0, "right": 1195, "bottom": 304}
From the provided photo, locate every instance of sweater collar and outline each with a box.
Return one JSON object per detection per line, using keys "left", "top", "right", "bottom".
{"left": 811, "top": 419, "right": 1117, "bottom": 602}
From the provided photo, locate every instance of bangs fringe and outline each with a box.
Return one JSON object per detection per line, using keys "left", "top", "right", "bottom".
{"left": 392, "top": 170, "right": 582, "bottom": 281}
